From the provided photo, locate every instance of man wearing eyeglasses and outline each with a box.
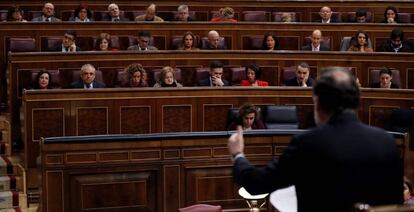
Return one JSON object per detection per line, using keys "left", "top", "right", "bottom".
{"left": 127, "top": 31, "right": 158, "bottom": 51}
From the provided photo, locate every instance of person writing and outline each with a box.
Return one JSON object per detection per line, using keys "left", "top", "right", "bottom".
{"left": 228, "top": 67, "right": 403, "bottom": 211}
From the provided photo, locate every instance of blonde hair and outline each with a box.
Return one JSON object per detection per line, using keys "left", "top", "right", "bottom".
{"left": 220, "top": 7, "right": 234, "bottom": 18}
{"left": 160, "top": 66, "right": 175, "bottom": 82}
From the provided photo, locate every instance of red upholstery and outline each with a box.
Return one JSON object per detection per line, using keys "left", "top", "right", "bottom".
{"left": 278, "top": 36, "right": 300, "bottom": 50}
{"left": 9, "top": 37, "right": 36, "bottom": 52}
{"left": 281, "top": 66, "right": 297, "bottom": 85}
{"left": 231, "top": 67, "right": 246, "bottom": 85}
{"left": 178, "top": 204, "right": 222, "bottom": 212}
{"left": 398, "top": 13, "right": 411, "bottom": 23}
{"left": 43, "top": 36, "right": 62, "bottom": 51}
{"left": 243, "top": 35, "right": 263, "bottom": 50}
{"left": 345, "top": 11, "right": 373, "bottom": 22}
{"left": 195, "top": 67, "right": 210, "bottom": 85}
{"left": 242, "top": 11, "right": 269, "bottom": 22}
{"left": 369, "top": 68, "right": 401, "bottom": 87}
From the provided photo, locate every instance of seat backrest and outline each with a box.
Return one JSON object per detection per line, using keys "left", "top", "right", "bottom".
{"left": 369, "top": 69, "right": 401, "bottom": 87}
{"left": 281, "top": 66, "right": 297, "bottom": 85}
{"left": 242, "top": 11, "right": 268, "bottom": 22}
{"left": 28, "top": 11, "right": 43, "bottom": 20}
{"left": 0, "top": 10, "right": 8, "bottom": 21}
{"left": 44, "top": 36, "right": 62, "bottom": 51}
{"left": 272, "top": 12, "right": 299, "bottom": 22}
{"left": 61, "top": 10, "right": 75, "bottom": 21}
{"left": 195, "top": 67, "right": 210, "bottom": 85}
{"left": 263, "top": 105, "right": 298, "bottom": 129}
{"left": 230, "top": 67, "right": 246, "bottom": 85}
{"left": 178, "top": 204, "right": 222, "bottom": 212}
{"left": 9, "top": 37, "right": 36, "bottom": 52}
{"left": 398, "top": 13, "right": 411, "bottom": 23}
{"left": 345, "top": 11, "right": 373, "bottom": 22}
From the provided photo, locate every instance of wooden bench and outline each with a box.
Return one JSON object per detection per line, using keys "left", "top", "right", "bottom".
{"left": 39, "top": 130, "right": 410, "bottom": 212}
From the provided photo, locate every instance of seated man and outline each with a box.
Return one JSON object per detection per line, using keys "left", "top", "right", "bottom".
{"left": 101, "top": 3, "right": 129, "bottom": 22}
{"left": 198, "top": 60, "right": 229, "bottom": 87}
{"left": 315, "top": 6, "right": 339, "bottom": 23}
{"left": 49, "top": 31, "right": 81, "bottom": 52}
{"left": 31, "top": 2, "right": 61, "bottom": 22}
{"left": 175, "top": 4, "right": 194, "bottom": 21}
{"left": 203, "top": 30, "right": 227, "bottom": 50}
{"left": 285, "top": 62, "right": 314, "bottom": 87}
{"left": 71, "top": 64, "right": 106, "bottom": 89}
{"left": 301, "top": 29, "right": 330, "bottom": 51}
{"left": 135, "top": 3, "right": 164, "bottom": 22}
{"left": 355, "top": 8, "right": 367, "bottom": 23}
{"left": 378, "top": 28, "right": 413, "bottom": 52}
{"left": 371, "top": 68, "right": 399, "bottom": 89}
{"left": 127, "top": 31, "right": 158, "bottom": 51}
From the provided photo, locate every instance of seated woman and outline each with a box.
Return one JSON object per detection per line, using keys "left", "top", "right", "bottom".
{"left": 211, "top": 7, "right": 237, "bottom": 22}
{"left": 94, "top": 33, "right": 118, "bottom": 51}
{"left": 228, "top": 103, "right": 266, "bottom": 131}
{"left": 261, "top": 33, "right": 278, "bottom": 50}
{"left": 69, "top": 4, "right": 92, "bottom": 22}
{"left": 178, "top": 32, "right": 199, "bottom": 50}
{"left": 371, "top": 68, "right": 399, "bottom": 89}
{"left": 32, "top": 71, "right": 53, "bottom": 89}
{"left": 347, "top": 30, "right": 373, "bottom": 52}
{"left": 153, "top": 66, "right": 183, "bottom": 88}
{"left": 7, "top": 6, "right": 27, "bottom": 22}
{"left": 382, "top": 6, "right": 400, "bottom": 24}
{"left": 240, "top": 64, "right": 269, "bottom": 86}
{"left": 404, "top": 176, "right": 414, "bottom": 205}
{"left": 121, "top": 63, "right": 148, "bottom": 87}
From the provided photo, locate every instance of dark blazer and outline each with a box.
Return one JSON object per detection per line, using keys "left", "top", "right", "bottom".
{"left": 49, "top": 45, "right": 82, "bottom": 52}
{"left": 101, "top": 14, "right": 129, "bottom": 22}
{"left": 70, "top": 80, "right": 106, "bottom": 89}
{"left": 371, "top": 82, "right": 399, "bottom": 89}
{"left": 301, "top": 43, "right": 330, "bottom": 51}
{"left": 314, "top": 18, "right": 340, "bottom": 23}
{"left": 284, "top": 77, "right": 314, "bottom": 87}
{"left": 202, "top": 44, "right": 227, "bottom": 50}
{"left": 197, "top": 78, "right": 229, "bottom": 86}
{"left": 31, "top": 16, "right": 61, "bottom": 22}
{"left": 233, "top": 111, "right": 403, "bottom": 212}
{"left": 378, "top": 40, "right": 413, "bottom": 52}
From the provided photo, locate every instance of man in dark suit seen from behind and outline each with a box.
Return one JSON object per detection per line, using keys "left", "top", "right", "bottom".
{"left": 49, "top": 31, "right": 81, "bottom": 52}
{"left": 285, "top": 62, "right": 314, "bottom": 87}
{"left": 301, "top": 29, "right": 330, "bottom": 51}
{"left": 197, "top": 60, "right": 229, "bottom": 87}
{"left": 71, "top": 64, "right": 106, "bottom": 89}
{"left": 31, "top": 2, "right": 61, "bottom": 22}
{"left": 127, "top": 31, "right": 158, "bottom": 51}
{"left": 228, "top": 67, "right": 403, "bottom": 212}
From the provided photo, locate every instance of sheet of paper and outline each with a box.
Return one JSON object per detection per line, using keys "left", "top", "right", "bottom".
{"left": 270, "top": 186, "right": 297, "bottom": 212}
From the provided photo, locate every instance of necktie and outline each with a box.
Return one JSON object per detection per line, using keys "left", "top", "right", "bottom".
{"left": 86, "top": 84, "right": 91, "bottom": 89}
{"left": 114, "top": 18, "right": 120, "bottom": 22}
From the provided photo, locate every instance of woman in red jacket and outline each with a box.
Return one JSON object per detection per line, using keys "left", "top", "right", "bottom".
{"left": 240, "top": 64, "right": 269, "bottom": 87}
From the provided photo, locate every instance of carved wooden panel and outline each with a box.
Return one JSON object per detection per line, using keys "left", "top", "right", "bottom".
{"left": 164, "top": 165, "right": 180, "bottom": 212}
{"left": 76, "top": 107, "right": 108, "bottom": 136}
{"left": 120, "top": 106, "right": 150, "bottom": 134}
{"left": 203, "top": 104, "right": 232, "bottom": 131}
{"left": 185, "top": 166, "right": 245, "bottom": 208}
{"left": 294, "top": 104, "right": 315, "bottom": 129}
{"left": 162, "top": 105, "right": 191, "bottom": 133}
{"left": 369, "top": 106, "right": 399, "bottom": 129}
{"left": 46, "top": 171, "right": 63, "bottom": 212}
{"left": 70, "top": 172, "right": 157, "bottom": 211}
{"left": 407, "top": 68, "right": 414, "bottom": 89}
{"left": 33, "top": 108, "right": 64, "bottom": 141}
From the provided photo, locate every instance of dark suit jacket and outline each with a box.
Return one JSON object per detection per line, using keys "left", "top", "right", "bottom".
{"left": 101, "top": 14, "right": 129, "bottom": 22}
{"left": 378, "top": 40, "right": 413, "bottom": 52}
{"left": 284, "top": 77, "right": 314, "bottom": 86}
{"left": 371, "top": 82, "right": 399, "bottom": 89}
{"left": 314, "top": 18, "right": 340, "bottom": 23}
{"left": 70, "top": 80, "right": 106, "bottom": 89}
{"left": 31, "top": 16, "right": 61, "bottom": 22}
{"left": 301, "top": 43, "right": 330, "bottom": 51}
{"left": 49, "top": 45, "right": 82, "bottom": 52}
{"left": 197, "top": 78, "right": 229, "bottom": 86}
{"left": 233, "top": 111, "right": 403, "bottom": 212}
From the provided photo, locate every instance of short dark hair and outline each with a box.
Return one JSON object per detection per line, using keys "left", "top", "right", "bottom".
{"left": 138, "top": 31, "right": 151, "bottom": 38}
{"left": 384, "top": 6, "right": 399, "bottom": 22}
{"left": 209, "top": 60, "right": 223, "bottom": 69}
{"left": 379, "top": 67, "right": 392, "bottom": 77}
{"left": 390, "top": 28, "right": 404, "bottom": 41}
{"left": 237, "top": 103, "right": 257, "bottom": 123}
{"left": 261, "top": 33, "right": 278, "bottom": 50}
{"left": 355, "top": 8, "right": 367, "bottom": 17}
{"left": 74, "top": 4, "right": 92, "bottom": 19}
{"left": 65, "top": 30, "right": 77, "bottom": 40}
{"left": 7, "top": 6, "right": 24, "bottom": 21}
{"left": 245, "top": 64, "right": 261, "bottom": 78}
{"left": 313, "top": 67, "right": 360, "bottom": 113}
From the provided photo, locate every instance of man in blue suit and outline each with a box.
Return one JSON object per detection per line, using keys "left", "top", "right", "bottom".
{"left": 228, "top": 67, "right": 403, "bottom": 212}
{"left": 71, "top": 64, "right": 106, "bottom": 89}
